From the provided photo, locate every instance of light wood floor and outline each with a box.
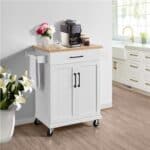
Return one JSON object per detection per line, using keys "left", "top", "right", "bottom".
{"left": 1, "top": 86, "right": 150, "bottom": 150}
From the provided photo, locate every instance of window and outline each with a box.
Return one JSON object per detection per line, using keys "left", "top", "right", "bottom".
{"left": 113, "top": 0, "right": 150, "bottom": 41}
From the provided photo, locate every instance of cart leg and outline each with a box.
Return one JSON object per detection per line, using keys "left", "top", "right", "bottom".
{"left": 47, "top": 128, "right": 54, "bottom": 137}
{"left": 93, "top": 119, "right": 100, "bottom": 127}
{"left": 34, "top": 118, "right": 41, "bottom": 125}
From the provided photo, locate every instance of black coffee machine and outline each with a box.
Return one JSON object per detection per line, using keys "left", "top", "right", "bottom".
{"left": 61, "top": 20, "right": 82, "bottom": 47}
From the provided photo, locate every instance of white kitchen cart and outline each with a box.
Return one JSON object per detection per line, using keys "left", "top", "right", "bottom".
{"left": 29, "top": 45, "right": 103, "bottom": 136}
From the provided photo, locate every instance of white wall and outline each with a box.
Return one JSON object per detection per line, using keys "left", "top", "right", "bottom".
{"left": 0, "top": 1, "right": 2, "bottom": 59}
{"left": 1, "top": 0, "right": 112, "bottom": 125}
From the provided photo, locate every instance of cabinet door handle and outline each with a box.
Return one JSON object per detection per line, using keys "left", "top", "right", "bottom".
{"left": 113, "top": 61, "right": 117, "bottom": 70}
{"left": 130, "top": 65, "right": 138, "bottom": 69}
{"left": 130, "top": 79, "right": 138, "bottom": 83}
{"left": 69, "top": 55, "right": 84, "bottom": 59}
{"left": 77, "top": 72, "right": 80, "bottom": 87}
{"left": 145, "top": 68, "right": 150, "bottom": 72}
{"left": 130, "top": 54, "right": 138, "bottom": 57}
{"left": 145, "top": 56, "right": 150, "bottom": 59}
{"left": 73, "top": 73, "right": 77, "bottom": 88}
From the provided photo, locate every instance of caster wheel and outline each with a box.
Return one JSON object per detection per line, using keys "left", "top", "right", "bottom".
{"left": 93, "top": 120, "right": 99, "bottom": 127}
{"left": 34, "top": 118, "right": 40, "bottom": 125}
{"left": 47, "top": 129, "right": 54, "bottom": 137}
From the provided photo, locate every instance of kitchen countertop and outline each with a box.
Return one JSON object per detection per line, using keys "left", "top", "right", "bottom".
{"left": 112, "top": 40, "right": 150, "bottom": 51}
{"left": 125, "top": 43, "right": 150, "bottom": 51}
{"left": 32, "top": 44, "right": 103, "bottom": 53}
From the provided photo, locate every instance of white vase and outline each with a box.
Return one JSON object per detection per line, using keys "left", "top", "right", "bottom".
{"left": 36, "top": 36, "right": 53, "bottom": 48}
{"left": 0, "top": 110, "right": 15, "bottom": 143}
{"left": 0, "top": 104, "right": 21, "bottom": 143}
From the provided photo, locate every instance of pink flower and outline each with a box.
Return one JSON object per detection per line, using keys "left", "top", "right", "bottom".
{"left": 36, "top": 27, "right": 46, "bottom": 35}
{"left": 36, "top": 23, "right": 49, "bottom": 35}
{"left": 40, "top": 23, "right": 49, "bottom": 29}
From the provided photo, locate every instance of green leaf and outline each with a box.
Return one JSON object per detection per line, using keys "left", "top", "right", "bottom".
{"left": 0, "top": 88, "right": 3, "bottom": 101}
{"left": 17, "top": 82, "right": 24, "bottom": 91}
{"left": 0, "top": 98, "right": 14, "bottom": 110}
{"left": 6, "top": 82, "right": 12, "bottom": 91}
{"left": 0, "top": 74, "right": 3, "bottom": 78}
{"left": 0, "top": 99, "right": 8, "bottom": 109}
{"left": 8, "top": 92, "right": 15, "bottom": 100}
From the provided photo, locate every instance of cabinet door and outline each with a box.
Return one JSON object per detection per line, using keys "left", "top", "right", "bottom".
{"left": 50, "top": 65, "right": 73, "bottom": 123}
{"left": 112, "top": 59, "right": 127, "bottom": 84}
{"left": 74, "top": 63, "right": 99, "bottom": 117}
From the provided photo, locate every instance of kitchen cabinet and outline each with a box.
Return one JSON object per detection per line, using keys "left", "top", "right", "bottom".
{"left": 29, "top": 45, "right": 103, "bottom": 136}
{"left": 112, "top": 45, "right": 150, "bottom": 93}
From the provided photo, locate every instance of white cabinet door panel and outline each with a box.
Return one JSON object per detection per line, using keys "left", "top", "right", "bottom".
{"left": 74, "top": 64, "right": 97, "bottom": 117}
{"left": 51, "top": 65, "right": 73, "bottom": 123}
{"left": 112, "top": 59, "right": 127, "bottom": 84}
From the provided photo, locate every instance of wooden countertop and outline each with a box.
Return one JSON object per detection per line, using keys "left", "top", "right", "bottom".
{"left": 32, "top": 44, "right": 103, "bottom": 53}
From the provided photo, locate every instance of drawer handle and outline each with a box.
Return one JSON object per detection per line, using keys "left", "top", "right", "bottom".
{"left": 130, "top": 79, "right": 138, "bottom": 83}
{"left": 69, "top": 55, "right": 84, "bottom": 59}
{"left": 145, "top": 83, "right": 150, "bottom": 86}
{"left": 130, "top": 65, "right": 138, "bottom": 69}
{"left": 130, "top": 54, "right": 138, "bottom": 57}
{"left": 145, "top": 68, "right": 150, "bottom": 72}
{"left": 145, "top": 56, "right": 150, "bottom": 59}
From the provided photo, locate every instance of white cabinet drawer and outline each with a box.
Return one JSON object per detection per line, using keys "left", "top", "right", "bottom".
{"left": 127, "top": 50, "right": 143, "bottom": 62}
{"left": 144, "top": 52, "right": 150, "bottom": 64}
{"left": 144, "top": 64, "right": 150, "bottom": 80}
{"left": 144, "top": 80, "right": 150, "bottom": 92}
{"left": 49, "top": 49, "right": 101, "bottom": 65}
{"left": 143, "top": 65, "right": 150, "bottom": 92}
{"left": 127, "top": 75, "right": 141, "bottom": 88}
{"left": 127, "top": 61, "right": 141, "bottom": 74}
{"left": 127, "top": 61, "right": 141, "bottom": 88}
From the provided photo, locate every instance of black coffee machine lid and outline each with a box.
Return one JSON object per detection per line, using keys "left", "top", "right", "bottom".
{"left": 65, "top": 19, "right": 76, "bottom": 25}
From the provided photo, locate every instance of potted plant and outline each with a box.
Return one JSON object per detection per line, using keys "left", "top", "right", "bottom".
{"left": 0, "top": 66, "right": 32, "bottom": 143}
{"left": 140, "top": 32, "right": 148, "bottom": 44}
{"left": 34, "top": 23, "right": 55, "bottom": 48}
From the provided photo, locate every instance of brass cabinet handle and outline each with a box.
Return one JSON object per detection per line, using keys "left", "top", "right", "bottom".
{"left": 145, "top": 68, "right": 150, "bottom": 72}
{"left": 130, "top": 65, "right": 138, "bottom": 69}
{"left": 145, "top": 56, "right": 150, "bottom": 59}
{"left": 130, "top": 79, "right": 138, "bottom": 83}
{"left": 130, "top": 54, "right": 138, "bottom": 57}
{"left": 145, "top": 83, "right": 150, "bottom": 86}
